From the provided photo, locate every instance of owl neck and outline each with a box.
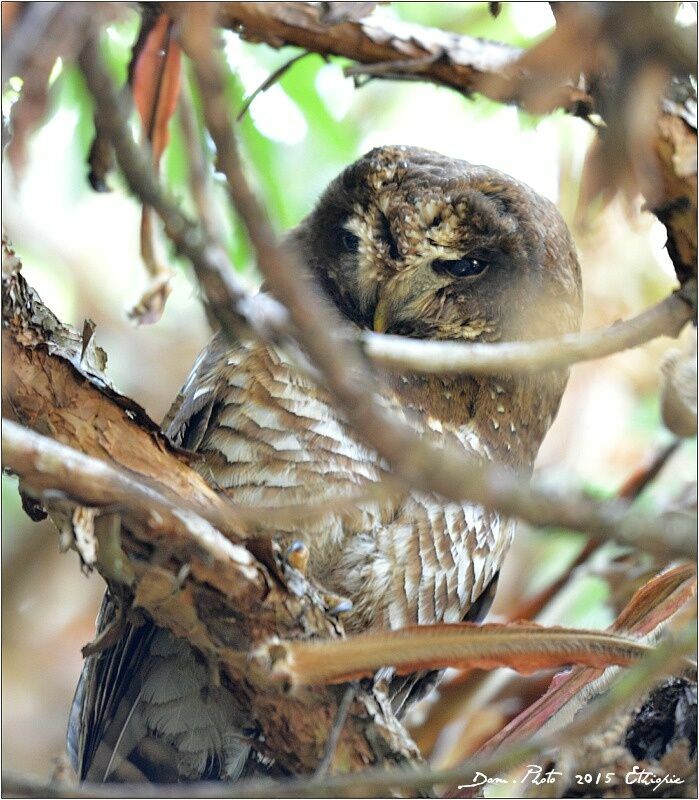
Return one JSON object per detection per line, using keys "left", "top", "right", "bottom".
{"left": 386, "top": 372, "right": 567, "bottom": 470}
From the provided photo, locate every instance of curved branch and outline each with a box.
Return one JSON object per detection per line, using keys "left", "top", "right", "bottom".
{"left": 1, "top": 246, "right": 421, "bottom": 778}
{"left": 1, "top": 420, "right": 260, "bottom": 596}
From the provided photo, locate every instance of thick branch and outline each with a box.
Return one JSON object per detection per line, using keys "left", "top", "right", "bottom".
{"left": 1, "top": 263, "right": 253, "bottom": 542}
{"left": 1, "top": 247, "right": 421, "bottom": 777}
{"left": 1, "top": 419, "right": 263, "bottom": 599}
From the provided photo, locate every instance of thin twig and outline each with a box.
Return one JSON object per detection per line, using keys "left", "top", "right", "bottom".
{"left": 178, "top": 69, "right": 226, "bottom": 245}
{"left": 77, "top": 38, "right": 292, "bottom": 346}
{"left": 236, "top": 51, "right": 312, "bottom": 122}
{"left": 4, "top": 387, "right": 401, "bottom": 552}
{"left": 313, "top": 684, "right": 357, "bottom": 780}
{"left": 508, "top": 438, "right": 683, "bottom": 621}
{"left": 362, "top": 288, "right": 694, "bottom": 375}
{"left": 232, "top": 479, "right": 405, "bottom": 527}
{"left": 507, "top": 538, "right": 601, "bottom": 623}
{"left": 616, "top": 438, "right": 682, "bottom": 500}
{"left": 76, "top": 26, "right": 695, "bottom": 380}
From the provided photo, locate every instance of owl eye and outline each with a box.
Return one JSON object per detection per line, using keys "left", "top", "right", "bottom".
{"left": 341, "top": 230, "right": 360, "bottom": 253}
{"left": 432, "top": 257, "right": 489, "bottom": 278}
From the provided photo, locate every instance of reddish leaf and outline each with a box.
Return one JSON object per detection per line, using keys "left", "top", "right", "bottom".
{"left": 131, "top": 13, "right": 182, "bottom": 167}
{"left": 263, "top": 622, "right": 652, "bottom": 688}
{"left": 447, "top": 564, "right": 696, "bottom": 798}
{"left": 612, "top": 562, "right": 696, "bottom": 636}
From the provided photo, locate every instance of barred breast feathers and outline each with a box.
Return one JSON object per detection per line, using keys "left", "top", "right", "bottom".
{"left": 164, "top": 331, "right": 512, "bottom": 632}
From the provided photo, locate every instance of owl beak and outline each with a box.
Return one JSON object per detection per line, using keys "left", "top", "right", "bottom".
{"left": 373, "top": 293, "right": 391, "bottom": 333}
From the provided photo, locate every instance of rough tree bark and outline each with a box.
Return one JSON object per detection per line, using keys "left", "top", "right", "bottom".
{"left": 1, "top": 240, "right": 422, "bottom": 782}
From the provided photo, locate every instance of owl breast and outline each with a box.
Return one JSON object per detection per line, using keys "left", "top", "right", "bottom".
{"left": 165, "top": 332, "right": 512, "bottom": 632}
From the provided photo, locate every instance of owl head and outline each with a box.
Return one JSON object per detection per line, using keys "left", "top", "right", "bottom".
{"left": 294, "top": 146, "right": 582, "bottom": 346}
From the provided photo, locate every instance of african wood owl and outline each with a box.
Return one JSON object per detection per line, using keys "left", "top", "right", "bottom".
{"left": 68, "top": 145, "right": 582, "bottom": 782}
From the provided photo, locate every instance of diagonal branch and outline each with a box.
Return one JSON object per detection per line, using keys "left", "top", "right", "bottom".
{"left": 76, "top": 29, "right": 696, "bottom": 560}
{"left": 1, "top": 246, "right": 422, "bottom": 778}
{"left": 1, "top": 418, "right": 663, "bottom": 688}
{"left": 183, "top": 22, "right": 697, "bottom": 559}
{"left": 1, "top": 419, "right": 260, "bottom": 594}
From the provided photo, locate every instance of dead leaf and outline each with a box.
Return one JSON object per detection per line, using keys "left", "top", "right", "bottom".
{"left": 118, "top": 12, "right": 182, "bottom": 324}
{"left": 132, "top": 13, "right": 182, "bottom": 166}
{"left": 261, "top": 623, "right": 652, "bottom": 687}
{"left": 126, "top": 264, "right": 174, "bottom": 326}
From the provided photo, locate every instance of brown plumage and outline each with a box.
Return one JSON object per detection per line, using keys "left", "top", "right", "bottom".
{"left": 68, "top": 146, "right": 582, "bottom": 782}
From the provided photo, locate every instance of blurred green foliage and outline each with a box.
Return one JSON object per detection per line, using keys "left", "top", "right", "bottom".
{"left": 5, "top": 2, "right": 564, "bottom": 280}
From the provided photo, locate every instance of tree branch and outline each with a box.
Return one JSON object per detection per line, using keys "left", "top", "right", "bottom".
{"left": 167, "top": 21, "right": 697, "bottom": 559}
{"left": 72, "top": 8, "right": 695, "bottom": 390}
{"left": 209, "top": 2, "right": 697, "bottom": 286}
{"left": 1, "top": 250, "right": 250, "bottom": 542}
{"left": 1, "top": 245, "right": 422, "bottom": 778}
{"left": 208, "top": 1, "right": 591, "bottom": 114}
{"left": 363, "top": 286, "right": 695, "bottom": 375}
{"left": 2, "top": 419, "right": 262, "bottom": 595}
{"left": 3, "top": 6, "right": 696, "bottom": 793}
{"left": 75, "top": 26, "right": 697, "bottom": 560}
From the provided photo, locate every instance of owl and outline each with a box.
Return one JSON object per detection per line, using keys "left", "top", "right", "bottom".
{"left": 67, "top": 146, "right": 582, "bottom": 782}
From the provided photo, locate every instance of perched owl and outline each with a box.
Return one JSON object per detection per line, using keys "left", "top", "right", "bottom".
{"left": 67, "top": 146, "right": 582, "bottom": 782}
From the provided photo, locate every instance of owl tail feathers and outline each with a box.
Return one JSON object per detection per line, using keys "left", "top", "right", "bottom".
{"left": 86, "top": 718, "right": 250, "bottom": 784}
{"left": 70, "top": 612, "right": 252, "bottom": 783}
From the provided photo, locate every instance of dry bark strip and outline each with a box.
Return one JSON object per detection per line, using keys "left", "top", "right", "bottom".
{"left": 208, "top": 2, "right": 583, "bottom": 108}
{"left": 1, "top": 241, "right": 422, "bottom": 779}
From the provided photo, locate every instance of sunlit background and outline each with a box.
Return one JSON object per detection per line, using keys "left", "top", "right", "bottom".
{"left": 3, "top": 2, "right": 696, "bottom": 778}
